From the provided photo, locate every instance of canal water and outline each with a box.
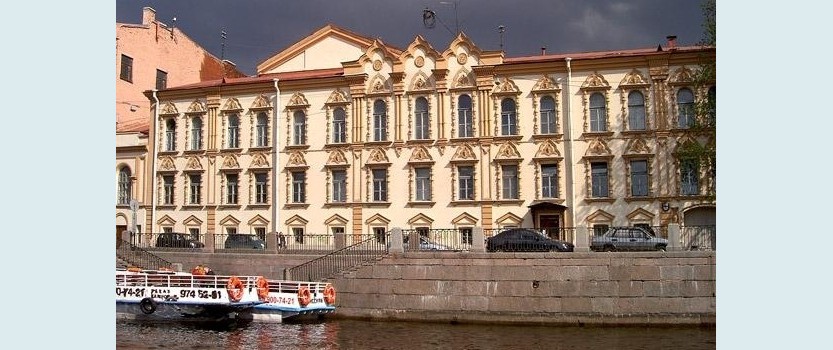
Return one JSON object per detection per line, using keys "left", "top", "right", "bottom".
{"left": 116, "top": 319, "right": 715, "bottom": 349}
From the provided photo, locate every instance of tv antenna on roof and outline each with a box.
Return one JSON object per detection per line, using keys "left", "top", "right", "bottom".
{"left": 498, "top": 25, "right": 506, "bottom": 50}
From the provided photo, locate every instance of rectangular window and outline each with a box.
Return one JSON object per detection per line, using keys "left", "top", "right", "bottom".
{"left": 162, "top": 175, "right": 174, "bottom": 205}
{"left": 163, "top": 227, "right": 173, "bottom": 233}
{"left": 188, "top": 228, "right": 200, "bottom": 241}
{"left": 226, "top": 173, "right": 238, "bottom": 204}
{"left": 332, "top": 170, "right": 346, "bottom": 202}
{"left": 591, "top": 162, "right": 609, "bottom": 198}
{"left": 501, "top": 165, "right": 519, "bottom": 199}
{"left": 373, "top": 227, "right": 386, "bottom": 244}
{"left": 680, "top": 159, "right": 700, "bottom": 195}
{"left": 333, "top": 117, "right": 346, "bottom": 143}
{"left": 188, "top": 174, "right": 202, "bottom": 204}
{"left": 155, "top": 69, "right": 167, "bottom": 90}
{"left": 372, "top": 168, "right": 388, "bottom": 202}
{"left": 255, "top": 173, "right": 268, "bottom": 204}
{"left": 293, "top": 113, "right": 306, "bottom": 145}
{"left": 540, "top": 109, "right": 556, "bottom": 134}
{"left": 293, "top": 227, "right": 305, "bottom": 244}
{"left": 501, "top": 112, "right": 517, "bottom": 135}
{"left": 458, "top": 166, "right": 474, "bottom": 200}
{"left": 541, "top": 164, "right": 558, "bottom": 198}
{"left": 593, "top": 224, "right": 609, "bottom": 237}
{"left": 415, "top": 167, "right": 431, "bottom": 201}
{"left": 227, "top": 116, "right": 240, "bottom": 148}
{"left": 256, "top": 114, "right": 268, "bottom": 147}
{"left": 120, "top": 54, "right": 133, "bottom": 82}
{"left": 415, "top": 111, "right": 429, "bottom": 139}
{"left": 292, "top": 171, "right": 306, "bottom": 203}
{"left": 458, "top": 108, "right": 473, "bottom": 137}
{"left": 255, "top": 227, "right": 266, "bottom": 241}
{"left": 630, "top": 160, "right": 649, "bottom": 197}
{"left": 460, "top": 227, "right": 473, "bottom": 245}
{"left": 226, "top": 227, "right": 237, "bottom": 234}
{"left": 374, "top": 114, "right": 387, "bottom": 141}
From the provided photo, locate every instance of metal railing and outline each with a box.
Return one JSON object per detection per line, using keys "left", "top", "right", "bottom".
{"left": 681, "top": 225, "right": 716, "bottom": 251}
{"left": 116, "top": 238, "right": 174, "bottom": 271}
{"left": 128, "top": 232, "right": 206, "bottom": 250}
{"left": 277, "top": 233, "right": 381, "bottom": 254}
{"left": 286, "top": 233, "right": 389, "bottom": 282}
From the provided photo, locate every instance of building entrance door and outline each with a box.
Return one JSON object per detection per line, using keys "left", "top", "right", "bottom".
{"left": 116, "top": 225, "right": 127, "bottom": 248}
{"left": 539, "top": 215, "right": 561, "bottom": 239}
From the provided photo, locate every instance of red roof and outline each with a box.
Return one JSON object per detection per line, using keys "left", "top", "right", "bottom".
{"left": 162, "top": 67, "right": 345, "bottom": 91}
{"left": 505, "top": 45, "right": 711, "bottom": 64}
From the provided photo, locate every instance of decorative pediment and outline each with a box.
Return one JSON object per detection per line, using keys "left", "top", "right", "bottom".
{"left": 368, "top": 74, "right": 391, "bottom": 95}
{"left": 585, "top": 139, "right": 612, "bottom": 156}
{"left": 185, "top": 157, "right": 203, "bottom": 170}
{"left": 496, "top": 212, "right": 522, "bottom": 226}
{"left": 586, "top": 209, "right": 614, "bottom": 223}
{"left": 451, "top": 69, "right": 475, "bottom": 89}
{"left": 619, "top": 69, "right": 650, "bottom": 88}
{"left": 325, "top": 89, "right": 350, "bottom": 105}
{"left": 452, "top": 212, "right": 478, "bottom": 225}
{"left": 408, "top": 146, "right": 433, "bottom": 163}
{"left": 409, "top": 71, "right": 433, "bottom": 91}
{"left": 401, "top": 35, "right": 442, "bottom": 62}
{"left": 534, "top": 140, "right": 562, "bottom": 159}
{"left": 407, "top": 213, "right": 434, "bottom": 225}
{"left": 444, "top": 32, "right": 483, "bottom": 62}
{"left": 221, "top": 155, "right": 240, "bottom": 169}
{"left": 627, "top": 208, "right": 655, "bottom": 221}
{"left": 249, "top": 95, "right": 272, "bottom": 110}
{"left": 451, "top": 144, "right": 477, "bottom": 162}
{"left": 674, "top": 136, "right": 704, "bottom": 158}
{"left": 367, "top": 148, "right": 390, "bottom": 164}
{"left": 157, "top": 215, "right": 176, "bottom": 226}
{"left": 326, "top": 149, "right": 349, "bottom": 166}
{"left": 159, "top": 156, "right": 176, "bottom": 171}
{"left": 286, "top": 151, "right": 307, "bottom": 167}
{"left": 668, "top": 66, "right": 695, "bottom": 85}
{"left": 625, "top": 138, "right": 652, "bottom": 155}
{"left": 495, "top": 142, "right": 522, "bottom": 160}
{"left": 491, "top": 77, "right": 520, "bottom": 95}
{"left": 185, "top": 100, "right": 205, "bottom": 114}
{"left": 183, "top": 215, "right": 203, "bottom": 226}
{"left": 287, "top": 92, "right": 310, "bottom": 108}
{"left": 221, "top": 98, "right": 242, "bottom": 111}
{"left": 532, "top": 75, "right": 560, "bottom": 92}
{"left": 324, "top": 214, "right": 349, "bottom": 226}
{"left": 219, "top": 215, "right": 241, "bottom": 226}
{"left": 160, "top": 102, "right": 179, "bottom": 115}
{"left": 249, "top": 153, "right": 270, "bottom": 168}
{"left": 247, "top": 214, "right": 269, "bottom": 226}
{"left": 580, "top": 72, "right": 611, "bottom": 90}
{"left": 284, "top": 214, "right": 308, "bottom": 226}
{"left": 365, "top": 213, "right": 390, "bottom": 225}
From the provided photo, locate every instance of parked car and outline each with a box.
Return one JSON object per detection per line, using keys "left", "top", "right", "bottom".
{"left": 224, "top": 233, "right": 267, "bottom": 250}
{"left": 486, "top": 228, "right": 574, "bottom": 252}
{"left": 155, "top": 232, "right": 205, "bottom": 248}
{"left": 590, "top": 226, "right": 668, "bottom": 252}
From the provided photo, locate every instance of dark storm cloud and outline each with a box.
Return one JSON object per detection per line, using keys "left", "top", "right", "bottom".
{"left": 116, "top": 0, "right": 706, "bottom": 75}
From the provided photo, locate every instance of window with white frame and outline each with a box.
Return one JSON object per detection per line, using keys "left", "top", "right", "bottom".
{"left": 459, "top": 227, "right": 473, "bottom": 245}
{"left": 677, "top": 88, "right": 695, "bottom": 128}
{"left": 458, "top": 94, "right": 473, "bottom": 138}
{"left": 190, "top": 116, "right": 203, "bottom": 150}
{"left": 630, "top": 160, "right": 649, "bottom": 196}
{"left": 225, "top": 173, "right": 238, "bottom": 204}
{"left": 680, "top": 158, "right": 699, "bottom": 195}
{"left": 501, "top": 164, "right": 519, "bottom": 199}
{"left": 331, "top": 169, "right": 346, "bottom": 203}
{"left": 373, "top": 100, "right": 387, "bottom": 141}
{"left": 501, "top": 98, "right": 517, "bottom": 136}
{"left": 458, "top": 165, "right": 474, "bottom": 200}
{"left": 254, "top": 172, "right": 268, "bottom": 204}
{"left": 293, "top": 110, "right": 306, "bottom": 145}
{"left": 591, "top": 162, "right": 609, "bottom": 197}
{"left": 256, "top": 112, "right": 269, "bottom": 147}
{"left": 541, "top": 164, "right": 558, "bottom": 198}
{"left": 291, "top": 171, "right": 306, "bottom": 203}
{"left": 188, "top": 174, "right": 202, "bottom": 204}
{"left": 539, "top": 96, "right": 556, "bottom": 134}
{"left": 227, "top": 114, "right": 240, "bottom": 148}
{"left": 332, "top": 107, "right": 347, "bottom": 143}
{"left": 414, "top": 167, "right": 431, "bottom": 201}
{"left": 593, "top": 224, "right": 609, "bottom": 237}
{"left": 589, "top": 93, "right": 607, "bottom": 132}
{"left": 414, "top": 97, "right": 430, "bottom": 139}
{"left": 118, "top": 167, "right": 132, "bottom": 205}
{"left": 162, "top": 175, "right": 174, "bottom": 205}
{"left": 255, "top": 227, "right": 266, "bottom": 241}
{"left": 164, "top": 119, "right": 176, "bottom": 152}
{"left": 627, "top": 91, "right": 646, "bottom": 131}
{"left": 372, "top": 168, "right": 388, "bottom": 202}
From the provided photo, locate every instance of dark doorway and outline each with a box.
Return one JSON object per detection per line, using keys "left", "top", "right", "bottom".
{"left": 539, "top": 215, "right": 561, "bottom": 239}
{"left": 116, "top": 225, "right": 127, "bottom": 248}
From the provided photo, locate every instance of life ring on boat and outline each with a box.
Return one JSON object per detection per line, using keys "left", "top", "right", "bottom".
{"left": 256, "top": 276, "right": 270, "bottom": 301}
{"left": 297, "top": 286, "right": 312, "bottom": 307}
{"left": 323, "top": 284, "right": 336, "bottom": 305}
{"left": 226, "top": 276, "right": 244, "bottom": 302}
{"left": 191, "top": 265, "right": 210, "bottom": 275}
{"left": 139, "top": 297, "right": 157, "bottom": 314}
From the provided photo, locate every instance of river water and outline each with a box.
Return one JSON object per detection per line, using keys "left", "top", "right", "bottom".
{"left": 116, "top": 318, "right": 715, "bottom": 349}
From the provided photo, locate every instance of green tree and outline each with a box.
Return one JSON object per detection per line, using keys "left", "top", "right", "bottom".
{"left": 685, "top": 0, "right": 716, "bottom": 199}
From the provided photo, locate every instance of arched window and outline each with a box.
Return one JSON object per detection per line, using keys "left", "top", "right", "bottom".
{"left": 256, "top": 112, "right": 268, "bottom": 147}
{"left": 332, "top": 107, "right": 346, "bottom": 143}
{"left": 539, "top": 96, "right": 556, "bottom": 134}
{"left": 458, "top": 94, "right": 473, "bottom": 137}
{"left": 164, "top": 119, "right": 176, "bottom": 151}
{"left": 627, "top": 91, "right": 646, "bottom": 130}
{"left": 373, "top": 100, "right": 387, "bottom": 141}
{"left": 190, "top": 117, "right": 203, "bottom": 150}
{"left": 589, "top": 93, "right": 606, "bottom": 132}
{"left": 118, "top": 167, "right": 132, "bottom": 205}
{"left": 227, "top": 114, "right": 240, "bottom": 148}
{"left": 293, "top": 110, "right": 306, "bottom": 145}
{"left": 501, "top": 98, "right": 517, "bottom": 135}
{"left": 415, "top": 97, "right": 429, "bottom": 139}
{"left": 677, "top": 88, "right": 695, "bottom": 128}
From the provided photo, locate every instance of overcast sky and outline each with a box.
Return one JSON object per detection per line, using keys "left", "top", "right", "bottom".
{"left": 116, "top": 0, "right": 708, "bottom": 76}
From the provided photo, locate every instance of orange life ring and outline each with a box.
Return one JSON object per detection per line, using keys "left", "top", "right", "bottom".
{"left": 297, "top": 286, "right": 312, "bottom": 307}
{"left": 226, "top": 276, "right": 244, "bottom": 302}
{"left": 256, "top": 276, "right": 270, "bottom": 301}
{"left": 323, "top": 284, "right": 336, "bottom": 305}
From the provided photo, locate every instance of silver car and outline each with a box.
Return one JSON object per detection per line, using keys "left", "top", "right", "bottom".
{"left": 591, "top": 227, "right": 668, "bottom": 252}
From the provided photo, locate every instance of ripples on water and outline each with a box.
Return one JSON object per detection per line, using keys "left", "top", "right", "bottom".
{"left": 116, "top": 319, "right": 715, "bottom": 350}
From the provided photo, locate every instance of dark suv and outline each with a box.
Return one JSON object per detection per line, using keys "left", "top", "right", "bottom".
{"left": 486, "top": 228, "right": 574, "bottom": 252}
{"left": 155, "top": 232, "right": 205, "bottom": 248}
{"left": 224, "top": 234, "right": 267, "bottom": 249}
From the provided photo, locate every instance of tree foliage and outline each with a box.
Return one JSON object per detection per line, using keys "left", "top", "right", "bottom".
{"left": 687, "top": 0, "right": 716, "bottom": 198}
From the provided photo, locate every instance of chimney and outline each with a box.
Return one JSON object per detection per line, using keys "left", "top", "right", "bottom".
{"left": 666, "top": 35, "right": 677, "bottom": 50}
{"left": 541, "top": 47, "right": 547, "bottom": 56}
{"left": 142, "top": 7, "right": 156, "bottom": 26}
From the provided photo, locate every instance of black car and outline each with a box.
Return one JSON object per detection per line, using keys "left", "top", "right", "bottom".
{"left": 155, "top": 232, "right": 205, "bottom": 248}
{"left": 486, "top": 228, "right": 574, "bottom": 252}
{"left": 224, "top": 234, "right": 267, "bottom": 249}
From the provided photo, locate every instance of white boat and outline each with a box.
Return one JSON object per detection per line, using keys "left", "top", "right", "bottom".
{"left": 115, "top": 267, "right": 336, "bottom": 324}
